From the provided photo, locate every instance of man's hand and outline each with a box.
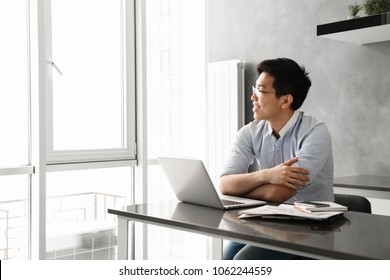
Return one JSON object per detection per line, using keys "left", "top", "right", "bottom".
{"left": 263, "top": 157, "right": 309, "bottom": 190}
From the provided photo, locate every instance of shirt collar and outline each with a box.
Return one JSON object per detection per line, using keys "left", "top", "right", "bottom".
{"left": 278, "top": 110, "right": 300, "bottom": 138}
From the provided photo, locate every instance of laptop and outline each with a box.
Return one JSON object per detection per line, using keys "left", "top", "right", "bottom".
{"left": 158, "top": 157, "right": 266, "bottom": 210}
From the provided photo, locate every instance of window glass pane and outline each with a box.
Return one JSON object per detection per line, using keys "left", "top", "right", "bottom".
{"left": 147, "top": 224, "right": 210, "bottom": 260}
{"left": 51, "top": 0, "right": 124, "bottom": 151}
{"left": 148, "top": 164, "right": 175, "bottom": 203}
{"left": 145, "top": 0, "right": 207, "bottom": 260}
{"left": 146, "top": 165, "right": 210, "bottom": 260}
{"left": 0, "top": 175, "right": 29, "bottom": 260}
{"left": 0, "top": 0, "right": 29, "bottom": 166}
{"left": 46, "top": 167, "right": 132, "bottom": 260}
{"left": 146, "top": 0, "right": 206, "bottom": 159}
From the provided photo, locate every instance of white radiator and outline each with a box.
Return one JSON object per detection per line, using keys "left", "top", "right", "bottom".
{"left": 206, "top": 59, "right": 245, "bottom": 189}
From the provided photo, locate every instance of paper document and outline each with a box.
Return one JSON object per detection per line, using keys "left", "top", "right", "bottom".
{"left": 238, "top": 204, "right": 345, "bottom": 220}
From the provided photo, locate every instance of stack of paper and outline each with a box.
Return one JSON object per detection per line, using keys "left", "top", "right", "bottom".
{"left": 238, "top": 204, "right": 346, "bottom": 221}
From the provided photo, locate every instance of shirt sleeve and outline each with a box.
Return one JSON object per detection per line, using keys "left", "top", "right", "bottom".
{"left": 292, "top": 122, "right": 333, "bottom": 188}
{"left": 220, "top": 125, "right": 256, "bottom": 177}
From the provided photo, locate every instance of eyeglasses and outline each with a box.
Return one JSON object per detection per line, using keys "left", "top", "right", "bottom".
{"left": 252, "top": 85, "right": 276, "bottom": 97}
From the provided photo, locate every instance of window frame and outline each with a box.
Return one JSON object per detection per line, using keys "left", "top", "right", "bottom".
{"left": 27, "top": 0, "right": 138, "bottom": 260}
{"left": 44, "top": 0, "right": 137, "bottom": 165}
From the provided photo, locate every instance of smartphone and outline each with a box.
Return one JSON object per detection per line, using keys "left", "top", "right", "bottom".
{"left": 295, "top": 201, "right": 330, "bottom": 208}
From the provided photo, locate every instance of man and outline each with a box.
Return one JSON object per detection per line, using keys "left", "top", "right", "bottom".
{"left": 220, "top": 58, "right": 334, "bottom": 260}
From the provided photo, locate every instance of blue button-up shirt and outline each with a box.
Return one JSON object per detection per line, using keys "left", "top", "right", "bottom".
{"left": 221, "top": 111, "right": 334, "bottom": 203}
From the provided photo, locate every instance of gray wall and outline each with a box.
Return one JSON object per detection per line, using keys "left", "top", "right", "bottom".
{"left": 207, "top": 0, "right": 390, "bottom": 178}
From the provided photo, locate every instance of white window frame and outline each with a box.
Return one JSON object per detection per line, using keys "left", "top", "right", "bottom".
{"left": 43, "top": 0, "right": 137, "bottom": 165}
{"left": 25, "top": 0, "right": 138, "bottom": 259}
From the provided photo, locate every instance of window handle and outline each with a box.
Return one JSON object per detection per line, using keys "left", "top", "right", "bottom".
{"left": 51, "top": 61, "right": 63, "bottom": 75}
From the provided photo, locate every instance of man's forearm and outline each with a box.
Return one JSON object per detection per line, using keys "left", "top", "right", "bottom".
{"left": 243, "top": 184, "right": 297, "bottom": 203}
{"left": 220, "top": 158, "right": 307, "bottom": 202}
{"left": 219, "top": 172, "right": 269, "bottom": 196}
{"left": 220, "top": 173, "right": 297, "bottom": 203}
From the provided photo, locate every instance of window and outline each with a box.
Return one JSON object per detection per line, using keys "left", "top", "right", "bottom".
{"left": 0, "top": 0, "right": 31, "bottom": 260}
{"left": 0, "top": 175, "right": 29, "bottom": 260}
{"left": 46, "top": 167, "right": 132, "bottom": 260}
{"left": 47, "top": 0, "right": 136, "bottom": 164}
{"left": 0, "top": 0, "right": 29, "bottom": 167}
{"left": 41, "top": 0, "right": 137, "bottom": 260}
{"left": 144, "top": 0, "right": 208, "bottom": 259}
{"left": 0, "top": 0, "right": 137, "bottom": 260}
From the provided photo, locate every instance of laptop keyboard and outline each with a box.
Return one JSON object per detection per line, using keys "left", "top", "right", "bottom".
{"left": 221, "top": 199, "right": 244, "bottom": 206}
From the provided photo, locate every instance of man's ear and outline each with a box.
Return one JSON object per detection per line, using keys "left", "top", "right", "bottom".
{"left": 280, "top": 94, "right": 293, "bottom": 109}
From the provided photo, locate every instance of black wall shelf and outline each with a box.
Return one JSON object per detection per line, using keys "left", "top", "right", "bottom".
{"left": 317, "top": 12, "right": 390, "bottom": 44}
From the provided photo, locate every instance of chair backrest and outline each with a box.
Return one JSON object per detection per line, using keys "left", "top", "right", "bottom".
{"left": 334, "top": 194, "right": 372, "bottom": 214}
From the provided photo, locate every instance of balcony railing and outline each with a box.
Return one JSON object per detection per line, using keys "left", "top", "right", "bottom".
{"left": 0, "top": 192, "right": 126, "bottom": 260}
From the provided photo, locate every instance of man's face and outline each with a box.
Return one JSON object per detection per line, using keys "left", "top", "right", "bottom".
{"left": 251, "top": 72, "right": 283, "bottom": 121}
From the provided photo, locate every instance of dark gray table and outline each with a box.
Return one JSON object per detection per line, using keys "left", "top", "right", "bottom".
{"left": 108, "top": 201, "right": 390, "bottom": 260}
